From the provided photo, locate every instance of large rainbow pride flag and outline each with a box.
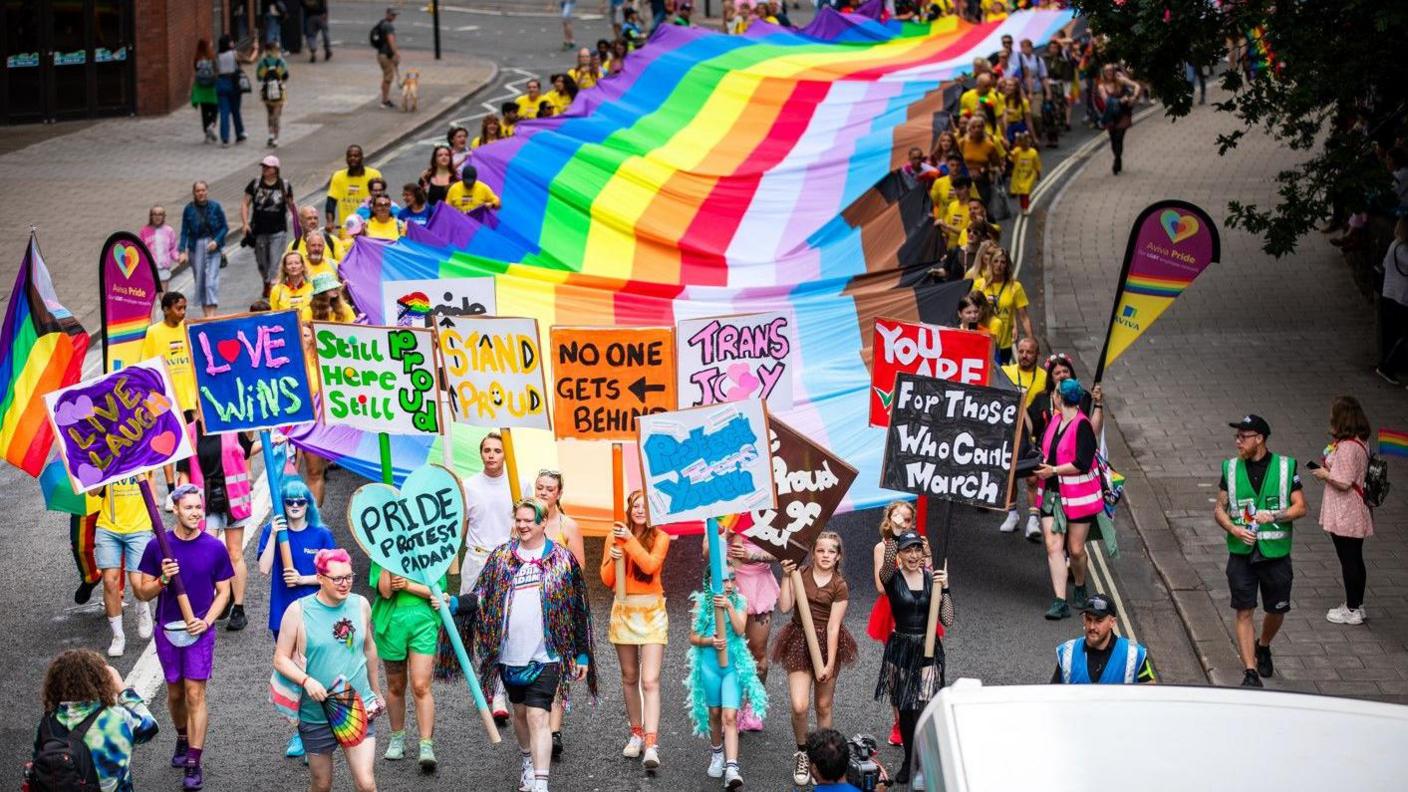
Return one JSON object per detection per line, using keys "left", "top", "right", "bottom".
{"left": 292, "top": 7, "right": 1075, "bottom": 526}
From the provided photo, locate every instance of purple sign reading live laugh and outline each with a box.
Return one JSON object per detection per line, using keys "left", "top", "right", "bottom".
{"left": 44, "top": 358, "right": 193, "bottom": 492}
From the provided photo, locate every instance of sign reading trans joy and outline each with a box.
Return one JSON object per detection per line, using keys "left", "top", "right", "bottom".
{"left": 880, "top": 372, "right": 1020, "bottom": 510}
{"left": 187, "top": 311, "right": 315, "bottom": 434}
{"left": 676, "top": 311, "right": 794, "bottom": 409}
{"left": 636, "top": 400, "right": 776, "bottom": 524}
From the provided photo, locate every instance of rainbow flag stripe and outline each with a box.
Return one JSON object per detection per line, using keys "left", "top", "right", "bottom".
{"left": 292, "top": 7, "right": 1075, "bottom": 518}
{"left": 1379, "top": 428, "right": 1408, "bottom": 459}
{"left": 0, "top": 236, "right": 91, "bottom": 476}
{"left": 105, "top": 315, "right": 149, "bottom": 346}
{"left": 1123, "top": 274, "right": 1191, "bottom": 298}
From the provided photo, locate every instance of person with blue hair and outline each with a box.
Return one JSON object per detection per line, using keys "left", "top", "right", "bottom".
{"left": 257, "top": 475, "right": 336, "bottom": 758}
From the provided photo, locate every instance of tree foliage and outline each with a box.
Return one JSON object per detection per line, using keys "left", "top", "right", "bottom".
{"left": 1071, "top": 0, "right": 1408, "bottom": 256}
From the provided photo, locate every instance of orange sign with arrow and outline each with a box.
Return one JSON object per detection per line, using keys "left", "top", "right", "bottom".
{"left": 550, "top": 326, "right": 677, "bottom": 441}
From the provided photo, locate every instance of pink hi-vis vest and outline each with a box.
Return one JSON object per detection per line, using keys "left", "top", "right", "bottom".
{"left": 1039, "top": 412, "right": 1104, "bottom": 521}
{"left": 187, "top": 428, "right": 253, "bottom": 526}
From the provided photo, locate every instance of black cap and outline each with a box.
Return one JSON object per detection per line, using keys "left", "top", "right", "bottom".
{"left": 895, "top": 531, "right": 924, "bottom": 551}
{"left": 1228, "top": 414, "right": 1271, "bottom": 438}
{"left": 1082, "top": 594, "right": 1117, "bottom": 619}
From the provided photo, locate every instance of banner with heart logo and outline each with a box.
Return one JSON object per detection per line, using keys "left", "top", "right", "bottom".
{"left": 44, "top": 358, "right": 193, "bottom": 492}
{"left": 347, "top": 463, "right": 465, "bottom": 586}
{"left": 187, "top": 311, "right": 317, "bottom": 434}
{"left": 98, "top": 231, "right": 161, "bottom": 373}
{"left": 1094, "top": 200, "right": 1221, "bottom": 381}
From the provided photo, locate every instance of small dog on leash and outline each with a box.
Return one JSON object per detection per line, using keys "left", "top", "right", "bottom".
{"left": 400, "top": 69, "right": 421, "bottom": 112}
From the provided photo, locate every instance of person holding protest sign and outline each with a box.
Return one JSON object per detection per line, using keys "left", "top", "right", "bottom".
{"left": 865, "top": 500, "right": 919, "bottom": 747}
{"left": 1035, "top": 378, "right": 1102, "bottom": 621}
{"left": 177, "top": 417, "right": 256, "bottom": 633}
{"left": 874, "top": 531, "right": 951, "bottom": 790}
{"left": 686, "top": 570, "right": 764, "bottom": 791}
{"left": 93, "top": 474, "right": 155, "bottom": 658}
{"left": 776, "top": 532, "right": 857, "bottom": 787}
{"left": 132, "top": 485, "right": 234, "bottom": 791}
{"left": 272, "top": 548, "right": 384, "bottom": 792}
{"left": 466, "top": 498, "right": 596, "bottom": 792}
{"left": 457, "top": 432, "right": 517, "bottom": 721}
{"left": 141, "top": 291, "right": 200, "bottom": 506}
{"left": 371, "top": 544, "right": 448, "bottom": 770}
{"left": 257, "top": 476, "right": 335, "bottom": 759}
{"left": 600, "top": 490, "right": 671, "bottom": 769}
{"left": 701, "top": 525, "right": 778, "bottom": 732}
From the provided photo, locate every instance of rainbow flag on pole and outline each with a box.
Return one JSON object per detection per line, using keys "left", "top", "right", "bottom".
{"left": 1378, "top": 428, "right": 1408, "bottom": 459}
{"left": 0, "top": 233, "right": 91, "bottom": 476}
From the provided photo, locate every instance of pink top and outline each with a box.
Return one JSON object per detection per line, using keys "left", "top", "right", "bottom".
{"left": 140, "top": 224, "right": 180, "bottom": 275}
{"left": 1320, "top": 439, "right": 1373, "bottom": 538}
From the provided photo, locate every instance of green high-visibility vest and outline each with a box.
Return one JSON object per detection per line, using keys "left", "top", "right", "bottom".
{"left": 1224, "top": 453, "right": 1296, "bottom": 558}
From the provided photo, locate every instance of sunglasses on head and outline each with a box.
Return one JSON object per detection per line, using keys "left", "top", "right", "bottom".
{"left": 285, "top": 497, "right": 309, "bottom": 507}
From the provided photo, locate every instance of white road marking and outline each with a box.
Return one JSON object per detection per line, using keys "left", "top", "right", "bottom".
{"left": 455, "top": 25, "right": 481, "bottom": 31}
{"left": 437, "top": 4, "right": 604, "bottom": 20}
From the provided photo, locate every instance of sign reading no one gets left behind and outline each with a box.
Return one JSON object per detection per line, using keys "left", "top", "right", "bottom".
{"left": 880, "top": 372, "right": 1021, "bottom": 510}
{"left": 551, "top": 326, "right": 676, "bottom": 441}
{"left": 313, "top": 323, "right": 443, "bottom": 435}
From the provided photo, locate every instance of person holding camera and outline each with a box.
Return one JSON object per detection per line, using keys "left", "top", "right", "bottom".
{"left": 806, "top": 728, "right": 865, "bottom": 792}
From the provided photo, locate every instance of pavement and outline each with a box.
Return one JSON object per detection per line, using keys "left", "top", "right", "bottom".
{"left": 1043, "top": 87, "right": 1408, "bottom": 702}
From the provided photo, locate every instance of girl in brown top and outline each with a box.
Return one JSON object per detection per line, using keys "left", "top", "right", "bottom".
{"left": 774, "top": 531, "right": 857, "bottom": 786}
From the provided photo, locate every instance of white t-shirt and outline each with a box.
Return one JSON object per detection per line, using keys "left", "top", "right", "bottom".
{"left": 1383, "top": 240, "right": 1408, "bottom": 306}
{"left": 500, "top": 543, "right": 554, "bottom": 665}
{"left": 463, "top": 472, "right": 514, "bottom": 553}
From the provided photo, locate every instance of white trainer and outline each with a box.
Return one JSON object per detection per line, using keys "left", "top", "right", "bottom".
{"left": 913, "top": 770, "right": 926, "bottom": 790}
{"left": 136, "top": 602, "right": 154, "bottom": 640}
{"left": 1326, "top": 604, "right": 1365, "bottom": 625}
{"left": 723, "top": 765, "right": 743, "bottom": 790}
{"left": 791, "top": 750, "right": 811, "bottom": 786}
{"left": 518, "top": 755, "right": 533, "bottom": 792}
{"left": 107, "top": 633, "right": 126, "bottom": 658}
{"left": 622, "top": 734, "right": 644, "bottom": 758}
{"left": 999, "top": 510, "right": 1020, "bottom": 532}
{"left": 706, "top": 750, "right": 725, "bottom": 779}
{"left": 642, "top": 744, "right": 660, "bottom": 770}
{"left": 1024, "top": 514, "right": 1042, "bottom": 540}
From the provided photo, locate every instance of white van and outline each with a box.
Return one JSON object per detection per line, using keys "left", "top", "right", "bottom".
{"left": 912, "top": 678, "right": 1408, "bottom": 791}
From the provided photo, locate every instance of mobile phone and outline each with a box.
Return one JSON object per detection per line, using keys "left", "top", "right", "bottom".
{"left": 1306, "top": 461, "right": 1322, "bottom": 470}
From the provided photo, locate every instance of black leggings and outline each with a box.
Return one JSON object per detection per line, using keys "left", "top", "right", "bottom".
{"left": 1108, "top": 127, "right": 1127, "bottom": 161}
{"left": 199, "top": 102, "right": 218, "bottom": 130}
{"left": 1331, "top": 534, "right": 1367, "bottom": 610}
{"left": 898, "top": 708, "right": 921, "bottom": 775}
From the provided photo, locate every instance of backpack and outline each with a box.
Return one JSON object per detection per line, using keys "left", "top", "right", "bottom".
{"left": 261, "top": 70, "right": 284, "bottom": 103}
{"left": 194, "top": 59, "right": 216, "bottom": 88}
{"left": 1350, "top": 439, "right": 1390, "bottom": 509}
{"left": 369, "top": 21, "right": 387, "bottom": 51}
{"left": 26, "top": 709, "right": 102, "bottom": 792}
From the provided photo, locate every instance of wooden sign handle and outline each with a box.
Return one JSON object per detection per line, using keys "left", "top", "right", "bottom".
{"left": 502, "top": 427, "right": 523, "bottom": 503}
{"left": 612, "top": 442, "right": 627, "bottom": 601}
{"left": 791, "top": 569, "right": 826, "bottom": 677}
{"left": 138, "top": 478, "right": 196, "bottom": 624}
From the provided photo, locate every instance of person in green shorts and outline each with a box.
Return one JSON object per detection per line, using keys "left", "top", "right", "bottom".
{"left": 371, "top": 561, "right": 446, "bottom": 773}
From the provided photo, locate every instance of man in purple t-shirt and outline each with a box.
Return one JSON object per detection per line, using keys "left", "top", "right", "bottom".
{"left": 134, "top": 484, "right": 233, "bottom": 791}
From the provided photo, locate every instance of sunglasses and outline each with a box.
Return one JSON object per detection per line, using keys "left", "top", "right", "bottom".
{"left": 285, "top": 497, "right": 309, "bottom": 507}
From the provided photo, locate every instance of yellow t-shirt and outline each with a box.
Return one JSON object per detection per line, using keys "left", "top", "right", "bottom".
{"left": 1009, "top": 147, "right": 1042, "bottom": 196}
{"left": 974, "top": 276, "right": 1030, "bottom": 349}
{"left": 959, "top": 88, "right": 1006, "bottom": 129}
{"left": 544, "top": 89, "right": 572, "bottom": 114}
{"left": 444, "top": 181, "right": 501, "bottom": 213}
{"left": 1001, "top": 363, "right": 1047, "bottom": 410}
{"left": 326, "top": 166, "right": 383, "bottom": 228}
{"left": 568, "top": 67, "right": 599, "bottom": 90}
{"left": 501, "top": 121, "right": 516, "bottom": 138}
{"left": 270, "top": 280, "right": 314, "bottom": 315}
{"left": 364, "top": 216, "right": 404, "bottom": 240}
{"left": 97, "top": 477, "right": 149, "bottom": 534}
{"left": 1003, "top": 96, "right": 1030, "bottom": 126}
{"left": 940, "top": 197, "right": 970, "bottom": 248}
{"left": 139, "top": 320, "right": 197, "bottom": 413}
{"left": 515, "top": 94, "right": 543, "bottom": 119}
{"left": 929, "top": 175, "right": 953, "bottom": 218}
{"left": 305, "top": 258, "right": 337, "bottom": 281}
{"left": 303, "top": 302, "right": 357, "bottom": 324}
{"left": 287, "top": 233, "right": 344, "bottom": 266}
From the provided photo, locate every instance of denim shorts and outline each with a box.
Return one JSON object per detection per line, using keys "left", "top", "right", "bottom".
{"left": 94, "top": 528, "right": 153, "bottom": 573}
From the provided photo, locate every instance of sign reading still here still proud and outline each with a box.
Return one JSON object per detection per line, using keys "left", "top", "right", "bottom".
{"left": 880, "top": 372, "right": 1021, "bottom": 510}
{"left": 551, "top": 326, "right": 676, "bottom": 441}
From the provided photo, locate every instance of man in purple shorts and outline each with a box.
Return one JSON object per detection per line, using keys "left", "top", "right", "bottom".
{"left": 134, "top": 484, "right": 234, "bottom": 791}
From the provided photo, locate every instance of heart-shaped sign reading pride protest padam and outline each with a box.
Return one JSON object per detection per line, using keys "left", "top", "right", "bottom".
{"left": 347, "top": 464, "right": 466, "bottom": 586}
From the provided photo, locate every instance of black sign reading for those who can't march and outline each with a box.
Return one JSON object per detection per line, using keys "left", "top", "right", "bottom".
{"left": 880, "top": 372, "right": 1021, "bottom": 510}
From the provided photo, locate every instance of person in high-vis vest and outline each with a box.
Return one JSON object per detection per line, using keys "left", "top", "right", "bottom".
{"left": 1035, "top": 378, "right": 1104, "bottom": 621}
{"left": 1052, "top": 594, "right": 1154, "bottom": 684}
{"left": 1214, "top": 415, "right": 1307, "bottom": 688}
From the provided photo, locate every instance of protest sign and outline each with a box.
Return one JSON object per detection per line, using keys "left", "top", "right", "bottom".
{"left": 439, "top": 316, "right": 549, "bottom": 430}
{"left": 869, "top": 318, "right": 992, "bottom": 427}
{"left": 880, "top": 372, "right": 1020, "bottom": 510}
{"left": 551, "top": 326, "right": 676, "bottom": 441}
{"left": 45, "top": 358, "right": 193, "bottom": 492}
{"left": 637, "top": 400, "right": 776, "bottom": 524}
{"left": 98, "top": 232, "right": 161, "bottom": 373}
{"left": 312, "top": 323, "right": 443, "bottom": 436}
{"left": 740, "top": 417, "right": 858, "bottom": 565}
{"left": 187, "top": 311, "right": 315, "bottom": 434}
{"left": 381, "top": 277, "right": 496, "bottom": 328}
{"left": 677, "top": 311, "right": 794, "bottom": 409}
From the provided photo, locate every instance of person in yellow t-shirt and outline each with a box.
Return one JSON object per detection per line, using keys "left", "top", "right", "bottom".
{"left": 301, "top": 233, "right": 337, "bottom": 280}
{"left": 1008, "top": 132, "right": 1042, "bottom": 215}
{"left": 545, "top": 73, "right": 574, "bottom": 114}
{"left": 306, "top": 273, "right": 356, "bottom": 323}
{"left": 928, "top": 154, "right": 963, "bottom": 219}
{"left": 140, "top": 292, "right": 198, "bottom": 414}
{"left": 1001, "top": 337, "right": 1046, "bottom": 411}
{"left": 569, "top": 48, "right": 600, "bottom": 90}
{"left": 959, "top": 74, "right": 1006, "bottom": 133}
{"left": 444, "top": 164, "right": 501, "bottom": 213}
{"left": 269, "top": 251, "right": 314, "bottom": 315}
{"left": 973, "top": 249, "right": 1032, "bottom": 363}
{"left": 936, "top": 177, "right": 972, "bottom": 250}
{"left": 324, "top": 144, "right": 383, "bottom": 232}
{"left": 289, "top": 206, "right": 345, "bottom": 265}
{"left": 94, "top": 474, "right": 153, "bottom": 656}
{"left": 515, "top": 78, "right": 544, "bottom": 119}
{"left": 364, "top": 195, "right": 405, "bottom": 239}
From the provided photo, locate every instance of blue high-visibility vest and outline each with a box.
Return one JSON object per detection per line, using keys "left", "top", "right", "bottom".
{"left": 1057, "top": 636, "right": 1146, "bottom": 684}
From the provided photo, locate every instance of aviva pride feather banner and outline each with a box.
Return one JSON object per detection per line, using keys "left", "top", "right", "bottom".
{"left": 295, "top": 8, "right": 1075, "bottom": 519}
{"left": 1094, "top": 200, "right": 1220, "bottom": 382}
